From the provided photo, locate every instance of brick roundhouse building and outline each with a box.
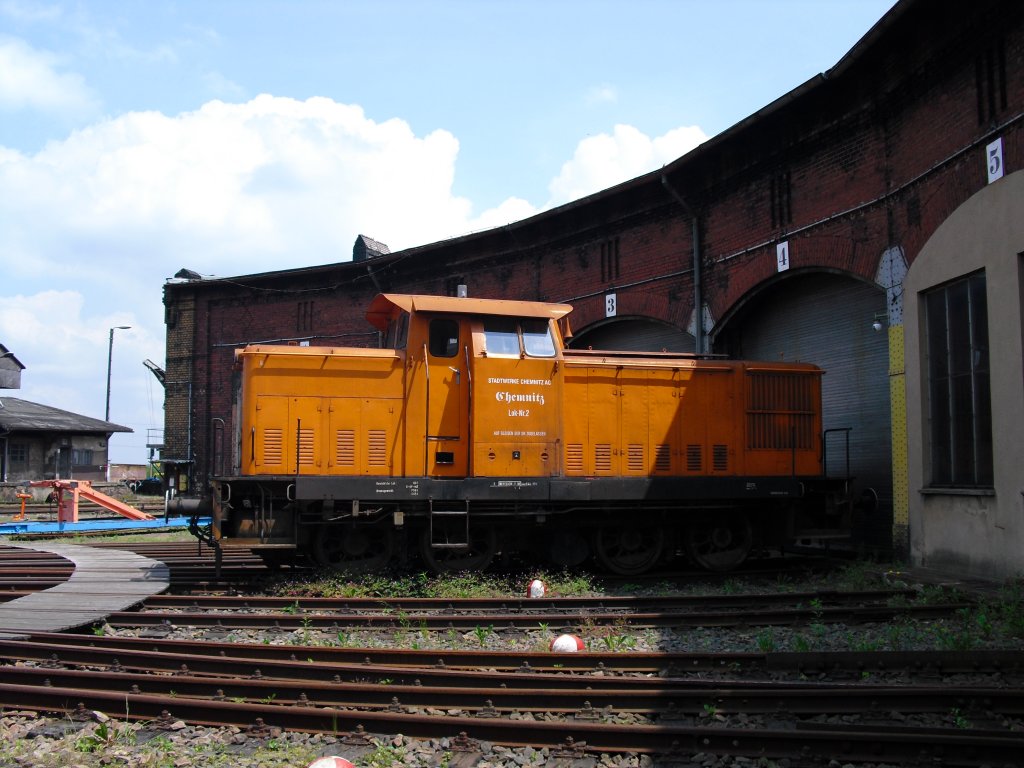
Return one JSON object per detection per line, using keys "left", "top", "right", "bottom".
{"left": 163, "top": 0, "right": 1024, "bottom": 579}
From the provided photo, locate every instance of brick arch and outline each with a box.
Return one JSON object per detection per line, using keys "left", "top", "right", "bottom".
{"left": 568, "top": 314, "right": 693, "bottom": 352}
{"left": 711, "top": 265, "right": 882, "bottom": 349}
{"left": 566, "top": 283, "right": 690, "bottom": 332}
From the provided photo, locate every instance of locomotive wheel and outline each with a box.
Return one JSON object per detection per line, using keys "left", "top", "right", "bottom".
{"left": 313, "top": 522, "right": 394, "bottom": 573}
{"left": 684, "top": 511, "right": 753, "bottom": 571}
{"left": 593, "top": 523, "right": 664, "bottom": 576}
{"left": 420, "top": 526, "right": 497, "bottom": 573}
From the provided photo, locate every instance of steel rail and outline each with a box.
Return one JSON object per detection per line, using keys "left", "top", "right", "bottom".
{"left": 106, "top": 602, "right": 974, "bottom": 630}
{"left": 0, "top": 681, "right": 1021, "bottom": 764}
{"left": 0, "top": 637, "right": 685, "bottom": 690}
{"left": 139, "top": 587, "right": 917, "bottom": 612}
{"left": 9, "top": 636, "right": 1024, "bottom": 691}
{"left": 3, "top": 663, "right": 1023, "bottom": 718}
{"left": 20, "top": 632, "right": 1024, "bottom": 677}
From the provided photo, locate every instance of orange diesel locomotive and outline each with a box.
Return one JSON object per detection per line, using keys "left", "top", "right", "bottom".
{"left": 188, "top": 293, "right": 852, "bottom": 575}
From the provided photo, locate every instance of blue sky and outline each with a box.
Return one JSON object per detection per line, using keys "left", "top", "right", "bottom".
{"left": 0, "top": 0, "right": 896, "bottom": 467}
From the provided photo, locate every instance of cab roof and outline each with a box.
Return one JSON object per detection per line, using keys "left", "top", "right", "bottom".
{"left": 365, "top": 293, "right": 573, "bottom": 331}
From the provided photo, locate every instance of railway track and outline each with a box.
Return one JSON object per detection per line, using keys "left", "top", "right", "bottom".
{"left": 97, "top": 590, "right": 971, "bottom": 632}
{"left": 2, "top": 632, "right": 1023, "bottom": 764}
{"left": 8, "top": 629, "right": 1024, "bottom": 678}
{"left": 2, "top": 539, "right": 1023, "bottom": 765}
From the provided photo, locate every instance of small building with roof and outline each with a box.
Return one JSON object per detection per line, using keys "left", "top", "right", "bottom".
{"left": 0, "top": 344, "right": 24, "bottom": 390}
{"left": 0, "top": 397, "right": 132, "bottom": 484}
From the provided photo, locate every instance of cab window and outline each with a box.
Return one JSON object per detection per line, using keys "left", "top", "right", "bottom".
{"left": 428, "top": 317, "right": 460, "bottom": 358}
{"left": 521, "top": 318, "right": 556, "bottom": 357}
{"left": 385, "top": 313, "right": 409, "bottom": 350}
{"left": 483, "top": 318, "right": 520, "bottom": 356}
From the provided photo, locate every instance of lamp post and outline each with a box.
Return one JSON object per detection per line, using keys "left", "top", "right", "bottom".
{"left": 105, "top": 325, "right": 130, "bottom": 481}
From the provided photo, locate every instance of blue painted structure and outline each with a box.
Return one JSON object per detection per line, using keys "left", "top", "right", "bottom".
{"left": 0, "top": 516, "right": 210, "bottom": 535}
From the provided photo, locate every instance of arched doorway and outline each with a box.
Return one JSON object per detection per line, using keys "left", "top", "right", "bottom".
{"left": 568, "top": 316, "right": 694, "bottom": 352}
{"left": 716, "top": 271, "right": 892, "bottom": 555}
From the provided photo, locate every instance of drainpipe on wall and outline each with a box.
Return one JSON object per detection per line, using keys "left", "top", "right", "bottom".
{"left": 366, "top": 261, "right": 384, "bottom": 294}
{"left": 661, "top": 174, "right": 703, "bottom": 354}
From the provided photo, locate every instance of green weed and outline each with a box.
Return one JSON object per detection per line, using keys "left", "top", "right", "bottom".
{"left": 473, "top": 624, "right": 495, "bottom": 646}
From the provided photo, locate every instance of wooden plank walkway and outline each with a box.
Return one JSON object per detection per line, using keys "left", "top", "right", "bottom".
{"left": 0, "top": 542, "right": 169, "bottom": 639}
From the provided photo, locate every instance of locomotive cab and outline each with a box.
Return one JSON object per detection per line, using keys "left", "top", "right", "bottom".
{"left": 366, "top": 293, "right": 571, "bottom": 481}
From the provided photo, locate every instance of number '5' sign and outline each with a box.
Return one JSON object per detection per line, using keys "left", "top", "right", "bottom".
{"left": 987, "top": 138, "right": 1004, "bottom": 183}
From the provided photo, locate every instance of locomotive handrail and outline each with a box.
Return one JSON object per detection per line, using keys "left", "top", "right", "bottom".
{"left": 422, "top": 343, "right": 430, "bottom": 474}
{"left": 257, "top": 484, "right": 268, "bottom": 543}
{"left": 464, "top": 344, "right": 473, "bottom": 477}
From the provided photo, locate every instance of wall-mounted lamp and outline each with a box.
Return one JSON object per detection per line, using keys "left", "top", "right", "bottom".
{"left": 872, "top": 312, "right": 887, "bottom": 332}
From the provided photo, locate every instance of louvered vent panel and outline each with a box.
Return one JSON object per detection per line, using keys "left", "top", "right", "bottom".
{"left": 566, "top": 444, "right": 584, "bottom": 473}
{"left": 336, "top": 430, "right": 355, "bottom": 467}
{"left": 627, "top": 444, "right": 644, "bottom": 472}
{"left": 747, "top": 372, "right": 815, "bottom": 450}
{"left": 594, "top": 444, "right": 612, "bottom": 473}
{"left": 297, "top": 428, "right": 315, "bottom": 466}
{"left": 262, "top": 429, "right": 282, "bottom": 465}
{"left": 367, "top": 430, "right": 387, "bottom": 467}
{"left": 713, "top": 444, "right": 728, "bottom": 472}
{"left": 686, "top": 445, "right": 702, "bottom": 472}
{"left": 654, "top": 445, "right": 671, "bottom": 472}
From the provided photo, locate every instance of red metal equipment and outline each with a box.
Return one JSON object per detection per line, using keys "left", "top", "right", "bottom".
{"left": 28, "top": 480, "right": 154, "bottom": 524}
{"left": 13, "top": 492, "right": 31, "bottom": 521}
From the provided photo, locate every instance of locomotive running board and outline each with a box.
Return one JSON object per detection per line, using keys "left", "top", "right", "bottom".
{"left": 428, "top": 498, "right": 470, "bottom": 549}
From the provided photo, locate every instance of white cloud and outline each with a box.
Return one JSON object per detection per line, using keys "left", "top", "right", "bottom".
{"left": 0, "top": 94, "right": 707, "bottom": 463}
{"left": 0, "top": 290, "right": 157, "bottom": 434}
{"left": 0, "top": 36, "right": 98, "bottom": 115}
{"left": 586, "top": 84, "right": 618, "bottom": 105}
{"left": 547, "top": 123, "right": 708, "bottom": 206}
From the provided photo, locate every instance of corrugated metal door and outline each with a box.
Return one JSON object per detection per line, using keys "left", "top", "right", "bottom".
{"left": 724, "top": 273, "right": 891, "bottom": 553}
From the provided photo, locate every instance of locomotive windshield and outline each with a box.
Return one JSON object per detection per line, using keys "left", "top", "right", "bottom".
{"left": 483, "top": 318, "right": 519, "bottom": 356}
{"left": 483, "top": 317, "right": 556, "bottom": 357}
{"left": 522, "top": 318, "right": 556, "bottom": 357}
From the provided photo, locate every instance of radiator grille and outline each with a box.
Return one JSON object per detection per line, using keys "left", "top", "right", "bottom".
{"left": 747, "top": 372, "right": 815, "bottom": 449}
{"left": 566, "top": 444, "right": 584, "bottom": 473}
{"left": 686, "top": 444, "right": 702, "bottom": 472}
{"left": 654, "top": 444, "right": 671, "bottom": 472}
{"left": 367, "top": 430, "right": 387, "bottom": 467}
{"left": 594, "top": 444, "right": 612, "bottom": 473}
{"left": 262, "top": 429, "right": 282, "bottom": 465}
{"left": 713, "top": 444, "right": 729, "bottom": 472}
{"left": 335, "top": 430, "right": 355, "bottom": 467}
{"left": 627, "top": 444, "right": 644, "bottom": 472}
{"left": 297, "top": 428, "right": 315, "bottom": 467}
